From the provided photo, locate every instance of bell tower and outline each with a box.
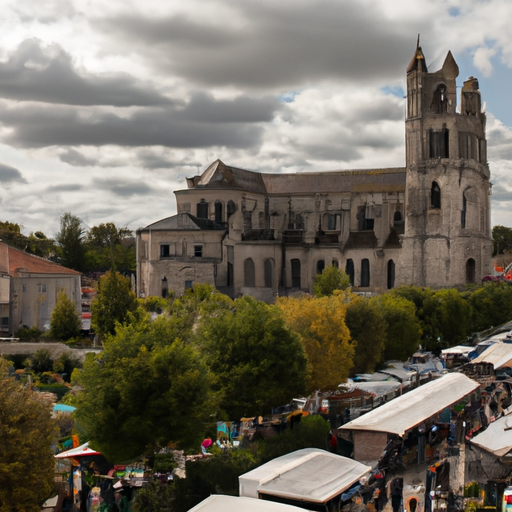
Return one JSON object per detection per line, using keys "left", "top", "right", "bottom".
{"left": 399, "top": 41, "right": 492, "bottom": 287}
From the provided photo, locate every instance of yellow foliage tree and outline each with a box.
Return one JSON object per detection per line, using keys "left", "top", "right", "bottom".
{"left": 277, "top": 292, "right": 354, "bottom": 392}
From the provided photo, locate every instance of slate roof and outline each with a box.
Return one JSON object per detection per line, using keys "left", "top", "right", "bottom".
{"left": 140, "top": 212, "right": 226, "bottom": 232}
{"left": 7, "top": 246, "right": 80, "bottom": 276}
{"left": 186, "top": 159, "right": 406, "bottom": 195}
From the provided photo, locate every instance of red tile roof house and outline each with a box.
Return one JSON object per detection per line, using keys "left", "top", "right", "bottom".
{"left": 0, "top": 242, "right": 81, "bottom": 336}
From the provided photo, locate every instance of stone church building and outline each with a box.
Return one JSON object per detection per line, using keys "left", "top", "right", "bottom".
{"left": 136, "top": 45, "right": 492, "bottom": 301}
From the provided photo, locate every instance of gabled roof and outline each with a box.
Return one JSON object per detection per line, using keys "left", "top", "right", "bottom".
{"left": 185, "top": 159, "right": 406, "bottom": 195}
{"left": 471, "top": 409, "right": 512, "bottom": 457}
{"left": 239, "top": 448, "right": 371, "bottom": 504}
{"left": 188, "top": 495, "right": 306, "bottom": 512}
{"left": 471, "top": 342, "right": 512, "bottom": 369}
{"left": 141, "top": 212, "right": 225, "bottom": 232}
{"left": 339, "top": 372, "right": 479, "bottom": 437}
{"left": 7, "top": 246, "right": 80, "bottom": 276}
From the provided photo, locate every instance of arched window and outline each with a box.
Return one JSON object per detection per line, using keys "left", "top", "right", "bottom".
{"left": 227, "top": 200, "right": 236, "bottom": 218}
{"left": 291, "top": 259, "right": 301, "bottom": 288}
{"left": 264, "top": 259, "right": 273, "bottom": 288}
{"left": 466, "top": 258, "right": 476, "bottom": 284}
{"left": 387, "top": 260, "right": 395, "bottom": 289}
{"left": 431, "top": 182, "right": 441, "bottom": 209}
{"left": 432, "top": 84, "right": 448, "bottom": 114}
{"left": 214, "top": 200, "right": 223, "bottom": 223}
{"left": 161, "top": 276, "right": 168, "bottom": 298}
{"left": 345, "top": 259, "right": 354, "bottom": 286}
{"left": 393, "top": 211, "right": 402, "bottom": 226}
{"left": 316, "top": 260, "right": 325, "bottom": 274}
{"left": 244, "top": 258, "right": 255, "bottom": 287}
{"left": 461, "top": 192, "right": 467, "bottom": 229}
{"left": 361, "top": 259, "right": 370, "bottom": 287}
{"left": 196, "top": 199, "right": 208, "bottom": 219}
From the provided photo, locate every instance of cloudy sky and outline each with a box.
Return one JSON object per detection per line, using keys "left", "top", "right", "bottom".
{"left": 0, "top": 0, "right": 511, "bottom": 237}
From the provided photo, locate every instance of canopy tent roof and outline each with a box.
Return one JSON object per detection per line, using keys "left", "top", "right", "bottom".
{"left": 440, "top": 345, "right": 474, "bottom": 357}
{"left": 471, "top": 342, "right": 512, "bottom": 369}
{"left": 55, "top": 442, "right": 101, "bottom": 459}
{"left": 470, "top": 410, "right": 512, "bottom": 457}
{"left": 339, "top": 372, "right": 479, "bottom": 437}
{"left": 188, "top": 495, "right": 307, "bottom": 512}
{"left": 239, "top": 448, "right": 370, "bottom": 504}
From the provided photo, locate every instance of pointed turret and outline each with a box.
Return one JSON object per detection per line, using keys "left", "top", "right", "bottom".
{"left": 407, "top": 37, "right": 428, "bottom": 74}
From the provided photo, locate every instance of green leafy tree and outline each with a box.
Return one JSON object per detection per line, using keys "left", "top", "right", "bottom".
{"left": 0, "top": 221, "right": 56, "bottom": 258}
{"left": 492, "top": 225, "right": 512, "bottom": 255}
{"left": 199, "top": 296, "right": 308, "bottom": 419}
{"left": 49, "top": 289, "right": 81, "bottom": 341}
{"left": 91, "top": 270, "right": 139, "bottom": 341}
{"left": 132, "top": 480, "right": 174, "bottom": 512}
{"left": 53, "top": 352, "right": 82, "bottom": 382}
{"left": 0, "top": 378, "right": 57, "bottom": 511}
{"left": 84, "top": 223, "right": 135, "bottom": 272}
{"left": 346, "top": 296, "right": 387, "bottom": 374}
{"left": 421, "top": 288, "right": 471, "bottom": 351}
{"left": 313, "top": 265, "right": 351, "bottom": 297}
{"left": 74, "top": 314, "right": 212, "bottom": 462}
{"left": 465, "top": 282, "right": 512, "bottom": 333}
{"left": 27, "top": 348, "right": 53, "bottom": 374}
{"left": 56, "top": 213, "right": 85, "bottom": 271}
{"left": 376, "top": 294, "right": 422, "bottom": 361}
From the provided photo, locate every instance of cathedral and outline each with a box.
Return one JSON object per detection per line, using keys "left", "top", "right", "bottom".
{"left": 136, "top": 44, "right": 493, "bottom": 301}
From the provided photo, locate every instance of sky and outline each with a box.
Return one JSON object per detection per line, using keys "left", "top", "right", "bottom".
{"left": 0, "top": 0, "right": 511, "bottom": 237}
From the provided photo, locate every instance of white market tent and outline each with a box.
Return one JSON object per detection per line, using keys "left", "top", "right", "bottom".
{"left": 187, "top": 495, "right": 308, "bottom": 512}
{"left": 239, "top": 448, "right": 370, "bottom": 504}
{"left": 339, "top": 372, "right": 479, "bottom": 437}
{"left": 470, "top": 410, "right": 512, "bottom": 457}
{"left": 471, "top": 342, "right": 512, "bottom": 369}
{"left": 55, "top": 442, "right": 101, "bottom": 459}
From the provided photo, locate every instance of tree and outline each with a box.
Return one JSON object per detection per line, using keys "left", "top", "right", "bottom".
{"left": 277, "top": 292, "right": 354, "bottom": 391}
{"left": 74, "top": 314, "right": 212, "bottom": 462}
{"left": 91, "top": 270, "right": 139, "bottom": 341}
{"left": 492, "top": 225, "right": 512, "bottom": 255}
{"left": 49, "top": 289, "right": 81, "bottom": 341}
{"left": 198, "top": 296, "right": 308, "bottom": 419}
{"left": 0, "top": 378, "right": 57, "bottom": 511}
{"left": 56, "top": 213, "right": 85, "bottom": 271}
{"left": 376, "top": 294, "right": 422, "bottom": 362}
{"left": 346, "top": 296, "right": 387, "bottom": 374}
{"left": 84, "top": 223, "right": 135, "bottom": 272}
{"left": 313, "top": 265, "right": 351, "bottom": 297}
{"left": 421, "top": 288, "right": 471, "bottom": 352}
{"left": 26, "top": 348, "right": 53, "bottom": 374}
{"left": 465, "top": 282, "right": 512, "bottom": 333}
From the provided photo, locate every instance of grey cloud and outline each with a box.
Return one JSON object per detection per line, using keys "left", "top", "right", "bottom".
{"left": 491, "top": 184, "right": 512, "bottom": 203}
{"left": 46, "top": 184, "right": 84, "bottom": 192}
{"left": 96, "top": 179, "right": 154, "bottom": 198}
{"left": 0, "top": 163, "right": 27, "bottom": 183}
{"left": 0, "top": 39, "right": 173, "bottom": 106}
{"left": 0, "top": 92, "right": 280, "bottom": 148}
{"left": 99, "top": 1, "right": 424, "bottom": 90}
{"left": 59, "top": 148, "right": 97, "bottom": 167}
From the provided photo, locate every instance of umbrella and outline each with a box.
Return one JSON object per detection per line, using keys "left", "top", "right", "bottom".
{"left": 201, "top": 438, "right": 213, "bottom": 448}
{"left": 55, "top": 442, "right": 101, "bottom": 459}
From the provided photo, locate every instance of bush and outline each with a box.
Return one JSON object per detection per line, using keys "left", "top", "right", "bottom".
{"left": 15, "top": 326, "right": 44, "bottom": 341}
